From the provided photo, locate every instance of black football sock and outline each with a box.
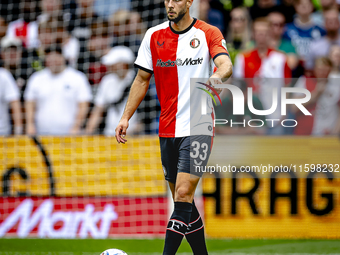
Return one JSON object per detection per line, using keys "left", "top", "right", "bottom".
{"left": 185, "top": 200, "right": 208, "bottom": 255}
{"left": 163, "top": 201, "right": 192, "bottom": 255}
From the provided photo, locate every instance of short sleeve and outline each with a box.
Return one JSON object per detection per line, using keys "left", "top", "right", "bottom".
{"left": 2, "top": 70, "right": 20, "bottom": 102}
{"left": 76, "top": 72, "right": 92, "bottom": 102}
{"left": 206, "top": 26, "right": 229, "bottom": 61}
{"left": 24, "top": 73, "right": 38, "bottom": 101}
{"left": 134, "top": 29, "right": 153, "bottom": 74}
{"left": 94, "top": 79, "right": 108, "bottom": 106}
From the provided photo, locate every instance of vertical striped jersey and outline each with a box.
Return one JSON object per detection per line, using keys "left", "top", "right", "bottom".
{"left": 135, "top": 18, "right": 229, "bottom": 137}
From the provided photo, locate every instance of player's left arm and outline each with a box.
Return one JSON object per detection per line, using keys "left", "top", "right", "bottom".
{"left": 207, "top": 26, "right": 233, "bottom": 91}
{"left": 211, "top": 54, "right": 233, "bottom": 82}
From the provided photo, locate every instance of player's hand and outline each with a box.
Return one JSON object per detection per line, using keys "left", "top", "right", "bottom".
{"left": 208, "top": 75, "right": 223, "bottom": 96}
{"left": 115, "top": 118, "right": 129, "bottom": 144}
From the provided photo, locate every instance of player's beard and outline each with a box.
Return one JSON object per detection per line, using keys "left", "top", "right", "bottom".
{"left": 167, "top": 8, "right": 187, "bottom": 23}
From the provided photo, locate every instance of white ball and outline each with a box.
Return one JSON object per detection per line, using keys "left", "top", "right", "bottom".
{"left": 101, "top": 249, "right": 128, "bottom": 255}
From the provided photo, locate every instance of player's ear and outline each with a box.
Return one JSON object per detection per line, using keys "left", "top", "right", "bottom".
{"left": 187, "top": 0, "right": 193, "bottom": 8}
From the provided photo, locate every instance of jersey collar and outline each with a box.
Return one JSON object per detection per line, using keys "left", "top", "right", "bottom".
{"left": 169, "top": 18, "right": 197, "bottom": 35}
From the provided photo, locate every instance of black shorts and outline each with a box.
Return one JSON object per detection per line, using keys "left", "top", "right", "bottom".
{"left": 159, "top": 135, "right": 213, "bottom": 183}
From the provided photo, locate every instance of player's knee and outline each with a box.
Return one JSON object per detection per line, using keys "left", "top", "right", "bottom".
{"left": 175, "top": 186, "right": 193, "bottom": 202}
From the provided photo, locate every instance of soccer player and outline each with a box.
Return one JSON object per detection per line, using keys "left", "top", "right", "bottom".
{"left": 115, "top": 0, "right": 232, "bottom": 254}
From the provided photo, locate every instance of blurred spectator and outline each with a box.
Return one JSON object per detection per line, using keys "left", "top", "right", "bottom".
{"left": 34, "top": 17, "right": 80, "bottom": 71}
{"left": 38, "top": 0, "right": 62, "bottom": 23}
{"left": 329, "top": 45, "right": 340, "bottom": 73}
{"left": 6, "top": 0, "right": 40, "bottom": 49}
{"left": 283, "top": 0, "right": 326, "bottom": 61}
{"left": 37, "top": 0, "right": 75, "bottom": 29}
{"left": 311, "top": 0, "right": 340, "bottom": 27}
{"left": 0, "top": 36, "right": 26, "bottom": 89}
{"left": 226, "top": 7, "right": 252, "bottom": 63}
{"left": 0, "top": 38, "right": 23, "bottom": 135}
{"left": 24, "top": 46, "right": 92, "bottom": 135}
{"left": 279, "top": 0, "right": 296, "bottom": 23}
{"left": 292, "top": 57, "right": 340, "bottom": 135}
{"left": 199, "top": 0, "right": 210, "bottom": 23}
{"left": 199, "top": 0, "right": 225, "bottom": 33}
{"left": 94, "top": 0, "right": 131, "bottom": 20}
{"left": 38, "top": 19, "right": 55, "bottom": 51}
{"left": 268, "top": 11, "right": 299, "bottom": 70}
{"left": 305, "top": 8, "right": 340, "bottom": 70}
{"left": 268, "top": 12, "right": 296, "bottom": 54}
{"left": 54, "top": 16, "right": 80, "bottom": 68}
{"left": 72, "top": 0, "right": 101, "bottom": 72}
{"left": 234, "top": 18, "right": 291, "bottom": 135}
{"left": 215, "top": 78, "right": 266, "bottom": 135}
{"left": 87, "top": 19, "right": 109, "bottom": 85}
{"left": 30, "top": 18, "right": 56, "bottom": 73}
{"left": 109, "top": 10, "right": 145, "bottom": 56}
{"left": 131, "top": 0, "right": 167, "bottom": 29}
{"left": 249, "top": 0, "right": 277, "bottom": 20}
{"left": 86, "top": 46, "right": 140, "bottom": 135}
{"left": 109, "top": 10, "right": 156, "bottom": 134}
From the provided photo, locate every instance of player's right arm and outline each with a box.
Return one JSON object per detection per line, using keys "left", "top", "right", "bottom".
{"left": 115, "top": 69, "right": 152, "bottom": 144}
{"left": 116, "top": 26, "right": 154, "bottom": 143}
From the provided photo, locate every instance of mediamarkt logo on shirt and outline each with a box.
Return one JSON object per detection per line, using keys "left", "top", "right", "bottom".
{"left": 156, "top": 57, "right": 203, "bottom": 67}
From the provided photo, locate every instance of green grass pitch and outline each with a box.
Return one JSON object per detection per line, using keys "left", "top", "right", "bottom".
{"left": 0, "top": 239, "right": 339, "bottom": 255}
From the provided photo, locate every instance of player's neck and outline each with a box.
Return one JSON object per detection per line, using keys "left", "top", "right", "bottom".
{"left": 170, "top": 14, "right": 194, "bottom": 32}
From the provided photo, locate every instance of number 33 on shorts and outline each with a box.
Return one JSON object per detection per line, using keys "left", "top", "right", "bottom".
{"left": 189, "top": 135, "right": 213, "bottom": 171}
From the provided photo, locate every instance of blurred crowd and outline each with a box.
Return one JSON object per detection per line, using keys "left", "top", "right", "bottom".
{"left": 0, "top": 0, "right": 339, "bottom": 136}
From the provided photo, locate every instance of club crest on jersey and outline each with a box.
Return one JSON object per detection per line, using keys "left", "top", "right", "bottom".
{"left": 190, "top": 38, "right": 200, "bottom": 49}
{"left": 157, "top": 41, "right": 165, "bottom": 48}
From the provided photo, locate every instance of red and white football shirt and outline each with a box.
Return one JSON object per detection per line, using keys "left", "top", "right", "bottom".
{"left": 6, "top": 19, "right": 39, "bottom": 49}
{"left": 135, "top": 18, "right": 229, "bottom": 137}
